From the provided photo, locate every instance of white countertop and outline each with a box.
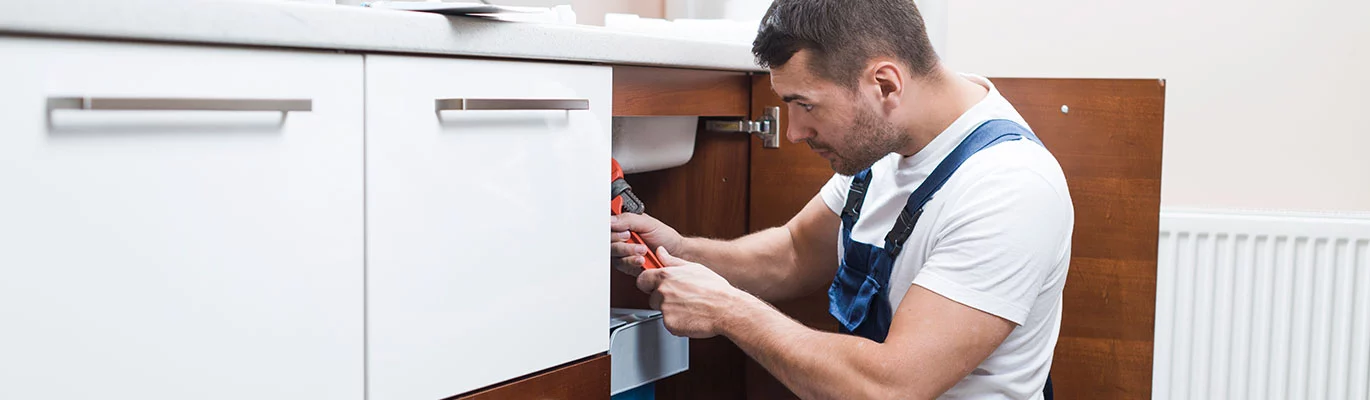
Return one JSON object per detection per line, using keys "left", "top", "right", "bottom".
{"left": 0, "top": 0, "right": 764, "bottom": 72}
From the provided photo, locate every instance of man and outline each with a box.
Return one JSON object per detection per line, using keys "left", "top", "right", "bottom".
{"left": 610, "top": 0, "right": 1073, "bottom": 398}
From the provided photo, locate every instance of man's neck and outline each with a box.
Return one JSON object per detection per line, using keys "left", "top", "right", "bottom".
{"left": 895, "top": 66, "right": 990, "bottom": 157}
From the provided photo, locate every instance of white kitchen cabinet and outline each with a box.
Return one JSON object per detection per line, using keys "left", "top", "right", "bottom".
{"left": 365, "top": 55, "right": 610, "bottom": 399}
{"left": 0, "top": 38, "right": 364, "bottom": 399}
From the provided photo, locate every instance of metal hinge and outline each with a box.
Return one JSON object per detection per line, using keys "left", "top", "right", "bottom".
{"left": 704, "top": 106, "right": 781, "bottom": 149}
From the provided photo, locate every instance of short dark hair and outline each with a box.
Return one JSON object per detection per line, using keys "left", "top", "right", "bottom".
{"left": 752, "top": 0, "right": 939, "bottom": 88}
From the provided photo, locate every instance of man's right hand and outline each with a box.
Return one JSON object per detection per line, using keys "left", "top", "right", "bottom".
{"left": 610, "top": 213, "right": 684, "bottom": 275}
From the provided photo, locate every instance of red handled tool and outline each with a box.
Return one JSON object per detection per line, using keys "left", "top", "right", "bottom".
{"left": 612, "top": 159, "right": 665, "bottom": 270}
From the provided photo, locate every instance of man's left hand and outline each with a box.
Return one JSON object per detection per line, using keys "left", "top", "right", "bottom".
{"left": 634, "top": 247, "right": 750, "bottom": 339}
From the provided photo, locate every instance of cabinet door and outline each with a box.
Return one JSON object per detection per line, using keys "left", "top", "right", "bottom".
{"left": 365, "top": 55, "right": 610, "bottom": 400}
{"left": 745, "top": 74, "right": 837, "bottom": 400}
{"left": 0, "top": 38, "right": 364, "bottom": 400}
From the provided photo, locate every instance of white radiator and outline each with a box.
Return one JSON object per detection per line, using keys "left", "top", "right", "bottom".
{"left": 1155, "top": 210, "right": 1370, "bottom": 400}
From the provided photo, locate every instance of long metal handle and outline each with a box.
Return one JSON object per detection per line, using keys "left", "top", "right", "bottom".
{"left": 434, "top": 98, "right": 589, "bottom": 111}
{"left": 47, "top": 97, "right": 312, "bottom": 112}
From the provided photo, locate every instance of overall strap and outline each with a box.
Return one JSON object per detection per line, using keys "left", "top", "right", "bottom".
{"left": 840, "top": 169, "right": 874, "bottom": 222}
{"left": 882, "top": 119, "right": 1039, "bottom": 255}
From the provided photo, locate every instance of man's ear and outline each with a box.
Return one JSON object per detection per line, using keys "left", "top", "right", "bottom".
{"left": 868, "top": 60, "right": 904, "bottom": 112}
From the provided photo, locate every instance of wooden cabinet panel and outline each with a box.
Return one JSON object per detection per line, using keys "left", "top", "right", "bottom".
{"left": 994, "top": 78, "right": 1164, "bottom": 399}
{"left": 453, "top": 354, "right": 611, "bottom": 400}
{"left": 613, "top": 66, "right": 751, "bottom": 117}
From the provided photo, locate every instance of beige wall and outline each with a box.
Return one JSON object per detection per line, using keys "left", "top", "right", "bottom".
{"left": 943, "top": 0, "right": 1370, "bottom": 212}
{"left": 479, "top": 0, "right": 662, "bottom": 25}
{"left": 574, "top": 0, "right": 665, "bottom": 26}
{"left": 571, "top": 0, "right": 663, "bottom": 25}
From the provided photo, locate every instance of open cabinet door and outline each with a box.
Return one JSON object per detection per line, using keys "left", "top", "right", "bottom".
{"left": 747, "top": 74, "right": 844, "bottom": 330}
{"left": 745, "top": 74, "right": 841, "bottom": 399}
{"left": 744, "top": 76, "right": 1164, "bottom": 399}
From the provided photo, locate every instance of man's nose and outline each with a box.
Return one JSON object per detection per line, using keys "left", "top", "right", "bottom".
{"left": 786, "top": 121, "right": 814, "bottom": 144}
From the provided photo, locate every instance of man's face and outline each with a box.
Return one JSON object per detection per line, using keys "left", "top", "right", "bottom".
{"left": 770, "top": 50, "right": 908, "bottom": 176}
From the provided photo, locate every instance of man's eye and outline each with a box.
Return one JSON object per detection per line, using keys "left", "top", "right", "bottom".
{"left": 798, "top": 103, "right": 814, "bottom": 111}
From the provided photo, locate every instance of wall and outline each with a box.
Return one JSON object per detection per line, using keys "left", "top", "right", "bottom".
{"left": 490, "top": 0, "right": 665, "bottom": 25}
{"left": 942, "top": 0, "right": 1370, "bottom": 212}
{"left": 571, "top": 0, "right": 663, "bottom": 26}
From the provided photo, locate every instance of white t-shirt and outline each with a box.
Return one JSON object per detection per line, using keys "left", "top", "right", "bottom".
{"left": 819, "top": 75, "right": 1074, "bottom": 400}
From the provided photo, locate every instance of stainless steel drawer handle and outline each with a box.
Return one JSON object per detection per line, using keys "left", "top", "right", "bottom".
{"left": 46, "top": 97, "right": 312, "bottom": 112}
{"left": 434, "top": 98, "right": 589, "bottom": 111}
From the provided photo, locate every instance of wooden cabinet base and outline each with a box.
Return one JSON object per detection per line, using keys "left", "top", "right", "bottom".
{"left": 451, "top": 354, "right": 611, "bottom": 400}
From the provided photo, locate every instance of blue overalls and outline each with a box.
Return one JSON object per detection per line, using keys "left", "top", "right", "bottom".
{"left": 827, "top": 119, "right": 1054, "bottom": 399}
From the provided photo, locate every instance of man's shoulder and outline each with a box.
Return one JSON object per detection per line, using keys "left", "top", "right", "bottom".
{"left": 938, "top": 141, "right": 1073, "bottom": 219}
{"left": 944, "top": 133, "right": 1066, "bottom": 184}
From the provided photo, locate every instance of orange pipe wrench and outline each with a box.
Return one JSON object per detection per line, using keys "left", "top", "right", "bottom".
{"left": 612, "top": 159, "right": 665, "bottom": 270}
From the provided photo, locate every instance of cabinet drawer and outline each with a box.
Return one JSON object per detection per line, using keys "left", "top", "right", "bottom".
{"left": 365, "top": 55, "right": 611, "bottom": 400}
{"left": 0, "top": 38, "right": 365, "bottom": 399}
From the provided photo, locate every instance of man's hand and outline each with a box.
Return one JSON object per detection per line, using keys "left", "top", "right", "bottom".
{"left": 634, "top": 247, "right": 752, "bottom": 339}
{"left": 610, "top": 213, "right": 684, "bottom": 275}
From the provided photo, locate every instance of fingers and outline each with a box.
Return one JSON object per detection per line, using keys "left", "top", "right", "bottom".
{"left": 611, "top": 241, "right": 648, "bottom": 277}
{"left": 656, "top": 246, "right": 690, "bottom": 267}
{"left": 614, "top": 260, "right": 645, "bottom": 277}
{"left": 649, "top": 290, "right": 663, "bottom": 311}
{"left": 609, "top": 214, "right": 633, "bottom": 232}
{"left": 611, "top": 230, "right": 631, "bottom": 243}
{"left": 611, "top": 242, "right": 649, "bottom": 258}
{"left": 637, "top": 268, "right": 665, "bottom": 294}
{"left": 610, "top": 213, "right": 655, "bottom": 234}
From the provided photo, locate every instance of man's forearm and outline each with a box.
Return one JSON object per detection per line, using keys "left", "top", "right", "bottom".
{"left": 719, "top": 295, "right": 926, "bottom": 400}
{"left": 676, "top": 227, "right": 812, "bottom": 301}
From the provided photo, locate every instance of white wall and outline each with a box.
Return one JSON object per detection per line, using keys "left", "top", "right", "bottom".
{"left": 571, "top": 0, "right": 663, "bottom": 26}
{"left": 479, "top": 0, "right": 663, "bottom": 25}
{"left": 942, "top": 0, "right": 1370, "bottom": 213}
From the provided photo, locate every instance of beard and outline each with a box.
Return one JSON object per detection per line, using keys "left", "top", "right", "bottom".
{"left": 809, "top": 105, "right": 909, "bottom": 176}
